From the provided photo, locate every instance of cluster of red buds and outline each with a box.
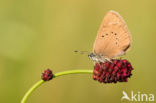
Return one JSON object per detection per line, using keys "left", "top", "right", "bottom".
{"left": 93, "top": 59, "right": 133, "bottom": 83}
{"left": 41, "top": 69, "right": 54, "bottom": 81}
{"left": 41, "top": 59, "right": 133, "bottom": 83}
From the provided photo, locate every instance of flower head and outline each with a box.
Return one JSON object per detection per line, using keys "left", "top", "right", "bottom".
{"left": 93, "top": 59, "right": 133, "bottom": 83}
{"left": 41, "top": 69, "right": 54, "bottom": 81}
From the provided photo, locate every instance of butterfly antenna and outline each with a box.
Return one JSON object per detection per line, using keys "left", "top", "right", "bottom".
{"left": 74, "top": 50, "right": 90, "bottom": 55}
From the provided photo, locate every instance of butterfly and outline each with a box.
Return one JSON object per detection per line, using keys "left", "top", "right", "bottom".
{"left": 88, "top": 10, "right": 132, "bottom": 62}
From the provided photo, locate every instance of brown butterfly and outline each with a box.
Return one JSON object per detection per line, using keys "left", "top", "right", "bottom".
{"left": 89, "top": 10, "right": 132, "bottom": 62}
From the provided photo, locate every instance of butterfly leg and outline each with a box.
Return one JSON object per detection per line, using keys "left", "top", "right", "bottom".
{"left": 105, "top": 58, "right": 113, "bottom": 63}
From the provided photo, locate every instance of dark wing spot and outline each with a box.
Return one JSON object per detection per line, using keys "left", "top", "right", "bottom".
{"left": 106, "top": 33, "right": 108, "bottom": 35}
{"left": 115, "top": 42, "right": 118, "bottom": 45}
{"left": 123, "top": 44, "right": 131, "bottom": 52}
{"left": 101, "top": 35, "right": 104, "bottom": 37}
{"left": 111, "top": 32, "right": 113, "bottom": 34}
{"left": 114, "top": 33, "right": 117, "bottom": 35}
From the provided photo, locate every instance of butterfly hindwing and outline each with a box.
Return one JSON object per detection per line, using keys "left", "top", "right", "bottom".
{"left": 93, "top": 10, "right": 131, "bottom": 59}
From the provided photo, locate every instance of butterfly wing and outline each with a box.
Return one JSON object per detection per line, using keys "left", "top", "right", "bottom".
{"left": 93, "top": 10, "right": 131, "bottom": 59}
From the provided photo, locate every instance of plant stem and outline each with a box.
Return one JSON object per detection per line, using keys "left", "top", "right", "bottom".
{"left": 21, "top": 80, "right": 45, "bottom": 103}
{"left": 54, "top": 70, "right": 93, "bottom": 77}
{"left": 21, "top": 69, "right": 93, "bottom": 103}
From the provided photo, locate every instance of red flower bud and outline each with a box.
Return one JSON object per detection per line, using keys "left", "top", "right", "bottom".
{"left": 41, "top": 69, "right": 54, "bottom": 81}
{"left": 93, "top": 59, "right": 133, "bottom": 83}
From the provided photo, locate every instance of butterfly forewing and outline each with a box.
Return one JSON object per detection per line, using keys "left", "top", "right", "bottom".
{"left": 93, "top": 10, "right": 131, "bottom": 59}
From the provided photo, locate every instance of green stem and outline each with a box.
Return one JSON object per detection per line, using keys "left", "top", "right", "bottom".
{"left": 21, "top": 69, "right": 93, "bottom": 103}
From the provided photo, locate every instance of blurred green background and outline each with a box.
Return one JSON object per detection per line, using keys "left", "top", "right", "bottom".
{"left": 0, "top": 0, "right": 156, "bottom": 103}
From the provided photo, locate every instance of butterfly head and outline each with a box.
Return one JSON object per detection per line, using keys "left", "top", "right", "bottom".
{"left": 88, "top": 53, "right": 106, "bottom": 63}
